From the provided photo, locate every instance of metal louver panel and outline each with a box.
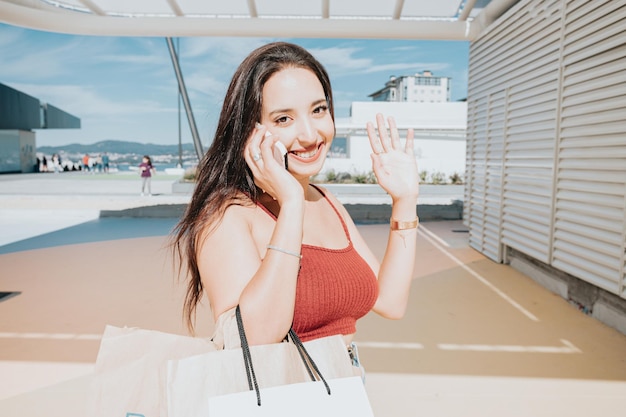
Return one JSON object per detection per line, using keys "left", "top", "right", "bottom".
{"left": 467, "top": 0, "right": 563, "bottom": 263}
{"left": 483, "top": 90, "right": 506, "bottom": 261}
{"left": 553, "top": 0, "right": 626, "bottom": 295}
{"left": 466, "top": 0, "right": 626, "bottom": 299}
{"left": 466, "top": 97, "right": 489, "bottom": 255}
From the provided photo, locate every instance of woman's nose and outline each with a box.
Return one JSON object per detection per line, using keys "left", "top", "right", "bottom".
{"left": 295, "top": 117, "right": 316, "bottom": 142}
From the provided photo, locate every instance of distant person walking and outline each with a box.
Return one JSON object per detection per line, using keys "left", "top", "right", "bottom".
{"left": 82, "top": 154, "right": 90, "bottom": 172}
{"left": 52, "top": 153, "right": 61, "bottom": 174}
{"left": 102, "top": 152, "right": 110, "bottom": 173}
{"left": 95, "top": 155, "right": 103, "bottom": 173}
{"left": 139, "top": 155, "right": 155, "bottom": 196}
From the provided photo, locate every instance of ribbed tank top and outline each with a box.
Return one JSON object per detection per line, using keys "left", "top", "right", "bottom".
{"left": 258, "top": 185, "right": 379, "bottom": 342}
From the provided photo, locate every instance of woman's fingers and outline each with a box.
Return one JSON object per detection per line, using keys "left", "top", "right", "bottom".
{"left": 246, "top": 124, "right": 286, "bottom": 185}
{"left": 376, "top": 113, "right": 392, "bottom": 153}
{"left": 403, "top": 127, "right": 415, "bottom": 155}
{"left": 366, "top": 122, "right": 384, "bottom": 155}
{"left": 259, "top": 131, "right": 276, "bottom": 162}
{"left": 248, "top": 123, "right": 265, "bottom": 162}
{"left": 368, "top": 114, "right": 412, "bottom": 155}
{"left": 387, "top": 116, "right": 402, "bottom": 150}
{"left": 248, "top": 124, "right": 277, "bottom": 165}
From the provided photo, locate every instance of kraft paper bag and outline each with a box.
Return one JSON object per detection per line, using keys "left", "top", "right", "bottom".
{"left": 207, "top": 376, "right": 375, "bottom": 416}
{"left": 166, "top": 334, "right": 356, "bottom": 417}
{"left": 87, "top": 325, "right": 219, "bottom": 417}
{"left": 87, "top": 307, "right": 241, "bottom": 417}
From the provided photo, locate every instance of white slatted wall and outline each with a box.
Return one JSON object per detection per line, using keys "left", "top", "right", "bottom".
{"left": 466, "top": 90, "right": 507, "bottom": 262}
{"left": 465, "top": 0, "right": 626, "bottom": 298}
{"left": 554, "top": 0, "right": 626, "bottom": 295}
{"left": 465, "top": 96, "right": 488, "bottom": 254}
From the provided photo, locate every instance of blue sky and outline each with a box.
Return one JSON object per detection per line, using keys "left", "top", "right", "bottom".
{"left": 0, "top": 23, "right": 469, "bottom": 147}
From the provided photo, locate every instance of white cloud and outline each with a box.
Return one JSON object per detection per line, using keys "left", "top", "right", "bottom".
{"left": 185, "top": 72, "right": 227, "bottom": 98}
{"left": 364, "top": 62, "right": 449, "bottom": 74}
{"left": 182, "top": 37, "right": 270, "bottom": 60}
{"left": 308, "top": 45, "right": 449, "bottom": 77}
{"left": 96, "top": 53, "right": 164, "bottom": 65}
{"left": 10, "top": 82, "right": 168, "bottom": 118}
{"left": 0, "top": 40, "right": 83, "bottom": 79}
{"left": 308, "top": 46, "right": 372, "bottom": 74}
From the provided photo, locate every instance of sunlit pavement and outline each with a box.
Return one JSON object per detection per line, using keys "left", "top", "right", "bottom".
{"left": 0, "top": 173, "right": 625, "bottom": 416}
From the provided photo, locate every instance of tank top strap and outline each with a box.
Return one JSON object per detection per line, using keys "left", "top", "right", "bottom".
{"left": 309, "top": 184, "right": 352, "bottom": 243}
{"left": 255, "top": 185, "right": 352, "bottom": 243}
{"left": 256, "top": 200, "right": 277, "bottom": 220}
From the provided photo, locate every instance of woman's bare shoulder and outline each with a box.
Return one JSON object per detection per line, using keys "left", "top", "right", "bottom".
{"left": 199, "top": 195, "right": 257, "bottom": 240}
{"left": 197, "top": 197, "right": 264, "bottom": 319}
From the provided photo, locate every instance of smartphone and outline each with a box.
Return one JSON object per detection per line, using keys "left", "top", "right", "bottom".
{"left": 262, "top": 128, "right": 288, "bottom": 170}
{"left": 272, "top": 140, "right": 288, "bottom": 170}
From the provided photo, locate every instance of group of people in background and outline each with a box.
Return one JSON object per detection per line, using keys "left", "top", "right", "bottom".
{"left": 36, "top": 152, "right": 111, "bottom": 173}
{"left": 35, "top": 152, "right": 155, "bottom": 196}
{"left": 81, "top": 153, "right": 110, "bottom": 173}
{"left": 36, "top": 153, "right": 66, "bottom": 173}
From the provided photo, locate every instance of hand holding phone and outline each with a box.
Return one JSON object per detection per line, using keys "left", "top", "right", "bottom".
{"left": 260, "top": 127, "right": 288, "bottom": 170}
{"left": 273, "top": 141, "right": 288, "bottom": 170}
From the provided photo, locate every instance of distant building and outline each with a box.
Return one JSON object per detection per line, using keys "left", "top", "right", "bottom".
{"left": 0, "top": 83, "right": 80, "bottom": 173}
{"left": 368, "top": 71, "right": 451, "bottom": 103}
{"left": 322, "top": 71, "right": 465, "bottom": 181}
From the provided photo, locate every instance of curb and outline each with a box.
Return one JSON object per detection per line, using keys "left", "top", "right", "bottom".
{"left": 100, "top": 204, "right": 188, "bottom": 218}
{"left": 99, "top": 201, "right": 464, "bottom": 223}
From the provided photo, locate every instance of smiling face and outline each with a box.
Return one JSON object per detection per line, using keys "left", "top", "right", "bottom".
{"left": 260, "top": 67, "right": 335, "bottom": 180}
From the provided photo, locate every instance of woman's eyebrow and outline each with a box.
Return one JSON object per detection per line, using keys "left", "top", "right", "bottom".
{"left": 268, "top": 98, "right": 328, "bottom": 117}
{"left": 311, "top": 98, "right": 328, "bottom": 107}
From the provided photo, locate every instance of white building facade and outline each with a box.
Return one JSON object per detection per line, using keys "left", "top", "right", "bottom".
{"left": 322, "top": 101, "right": 467, "bottom": 183}
{"left": 368, "top": 71, "right": 452, "bottom": 103}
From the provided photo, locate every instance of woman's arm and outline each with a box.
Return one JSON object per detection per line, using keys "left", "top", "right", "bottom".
{"left": 373, "top": 197, "right": 418, "bottom": 319}
{"left": 329, "top": 193, "right": 417, "bottom": 320}
{"left": 197, "top": 197, "right": 304, "bottom": 345}
{"left": 353, "top": 113, "right": 420, "bottom": 319}
{"left": 198, "top": 124, "right": 306, "bottom": 345}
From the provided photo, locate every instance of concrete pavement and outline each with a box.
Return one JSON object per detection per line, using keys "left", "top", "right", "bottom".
{"left": 1, "top": 172, "right": 625, "bottom": 416}
{"left": 0, "top": 171, "right": 463, "bottom": 246}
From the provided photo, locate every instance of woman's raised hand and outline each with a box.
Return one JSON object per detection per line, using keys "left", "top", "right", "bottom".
{"left": 366, "top": 113, "right": 419, "bottom": 203}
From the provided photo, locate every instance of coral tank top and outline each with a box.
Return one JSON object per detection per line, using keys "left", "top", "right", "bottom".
{"left": 258, "top": 185, "right": 379, "bottom": 342}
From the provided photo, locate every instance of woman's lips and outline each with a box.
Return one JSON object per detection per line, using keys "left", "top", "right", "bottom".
{"left": 289, "top": 142, "right": 324, "bottom": 163}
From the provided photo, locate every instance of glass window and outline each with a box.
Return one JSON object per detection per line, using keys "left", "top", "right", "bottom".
{"left": 328, "top": 137, "right": 348, "bottom": 158}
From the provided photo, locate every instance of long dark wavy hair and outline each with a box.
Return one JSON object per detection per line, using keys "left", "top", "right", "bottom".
{"left": 172, "top": 42, "right": 335, "bottom": 333}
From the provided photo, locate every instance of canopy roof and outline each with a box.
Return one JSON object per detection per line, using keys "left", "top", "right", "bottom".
{"left": 0, "top": 0, "right": 519, "bottom": 40}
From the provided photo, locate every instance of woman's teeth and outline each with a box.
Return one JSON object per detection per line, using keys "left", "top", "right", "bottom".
{"left": 293, "top": 147, "right": 318, "bottom": 159}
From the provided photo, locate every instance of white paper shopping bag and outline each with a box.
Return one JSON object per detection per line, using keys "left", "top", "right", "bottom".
{"left": 167, "top": 306, "right": 360, "bottom": 417}
{"left": 207, "top": 376, "right": 375, "bottom": 416}
{"left": 166, "top": 334, "right": 355, "bottom": 417}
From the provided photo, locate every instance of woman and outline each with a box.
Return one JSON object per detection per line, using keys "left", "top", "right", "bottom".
{"left": 139, "top": 155, "right": 154, "bottom": 196}
{"left": 173, "top": 42, "right": 419, "bottom": 348}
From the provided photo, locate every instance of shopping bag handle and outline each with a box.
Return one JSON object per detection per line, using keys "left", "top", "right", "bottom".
{"left": 235, "top": 306, "right": 331, "bottom": 406}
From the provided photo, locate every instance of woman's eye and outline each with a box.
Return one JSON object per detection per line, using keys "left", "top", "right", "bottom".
{"left": 275, "top": 116, "right": 290, "bottom": 124}
{"left": 313, "top": 105, "right": 328, "bottom": 114}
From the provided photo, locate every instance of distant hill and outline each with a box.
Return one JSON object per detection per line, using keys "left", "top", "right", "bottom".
{"left": 38, "top": 140, "right": 197, "bottom": 156}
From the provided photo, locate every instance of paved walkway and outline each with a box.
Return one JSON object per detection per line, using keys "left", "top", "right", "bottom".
{"left": 0, "top": 172, "right": 625, "bottom": 416}
{"left": 0, "top": 172, "right": 463, "bottom": 246}
{"left": 0, "top": 172, "right": 190, "bottom": 247}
